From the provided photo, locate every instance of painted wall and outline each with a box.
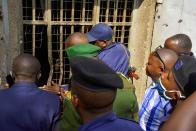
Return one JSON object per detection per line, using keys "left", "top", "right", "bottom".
{"left": 152, "top": 0, "right": 196, "bottom": 54}
{"left": 0, "top": 0, "right": 9, "bottom": 83}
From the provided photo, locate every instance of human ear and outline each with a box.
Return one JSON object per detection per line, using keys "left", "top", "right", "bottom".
{"left": 37, "top": 72, "right": 41, "bottom": 80}
{"left": 158, "top": 66, "right": 164, "bottom": 77}
{"left": 160, "top": 66, "right": 164, "bottom": 72}
{"left": 11, "top": 72, "right": 16, "bottom": 81}
{"left": 160, "top": 71, "right": 166, "bottom": 80}
{"left": 102, "top": 43, "right": 107, "bottom": 48}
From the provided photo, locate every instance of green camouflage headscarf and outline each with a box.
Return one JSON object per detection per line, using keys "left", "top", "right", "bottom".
{"left": 66, "top": 44, "right": 101, "bottom": 58}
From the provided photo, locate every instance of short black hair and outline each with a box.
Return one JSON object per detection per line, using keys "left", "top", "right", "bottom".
{"left": 171, "top": 34, "right": 192, "bottom": 53}
{"left": 71, "top": 81, "right": 116, "bottom": 112}
{"left": 12, "top": 53, "right": 41, "bottom": 77}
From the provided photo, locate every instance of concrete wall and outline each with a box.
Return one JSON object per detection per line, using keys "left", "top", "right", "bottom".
{"left": 152, "top": 0, "right": 196, "bottom": 54}
{"left": 0, "top": 0, "right": 23, "bottom": 84}
{"left": 0, "top": 0, "right": 7, "bottom": 84}
{"left": 129, "top": 0, "right": 156, "bottom": 104}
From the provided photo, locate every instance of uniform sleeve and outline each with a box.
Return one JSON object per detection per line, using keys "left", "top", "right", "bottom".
{"left": 52, "top": 96, "right": 62, "bottom": 131}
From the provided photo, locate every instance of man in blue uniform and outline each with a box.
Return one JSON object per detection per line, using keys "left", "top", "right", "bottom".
{"left": 0, "top": 54, "right": 61, "bottom": 131}
{"left": 86, "top": 23, "right": 139, "bottom": 121}
{"left": 69, "top": 56, "right": 143, "bottom": 131}
{"left": 86, "top": 23, "right": 130, "bottom": 76}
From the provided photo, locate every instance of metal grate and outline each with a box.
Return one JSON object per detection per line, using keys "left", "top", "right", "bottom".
{"left": 22, "top": 0, "right": 134, "bottom": 86}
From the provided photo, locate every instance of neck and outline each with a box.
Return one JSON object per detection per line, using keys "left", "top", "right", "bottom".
{"left": 106, "top": 40, "right": 112, "bottom": 46}
{"left": 15, "top": 76, "right": 35, "bottom": 83}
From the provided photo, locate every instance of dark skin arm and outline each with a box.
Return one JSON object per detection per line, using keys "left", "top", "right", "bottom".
{"left": 160, "top": 92, "right": 196, "bottom": 131}
{"left": 41, "top": 81, "right": 67, "bottom": 101}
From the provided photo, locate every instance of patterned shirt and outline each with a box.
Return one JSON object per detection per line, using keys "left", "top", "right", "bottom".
{"left": 139, "top": 83, "right": 172, "bottom": 131}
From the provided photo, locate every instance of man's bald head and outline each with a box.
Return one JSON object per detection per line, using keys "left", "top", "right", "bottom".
{"left": 12, "top": 54, "right": 41, "bottom": 80}
{"left": 164, "top": 34, "right": 192, "bottom": 56}
{"left": 65, "top": 32, "right": 88, "bottom": 48}
{"left": 156, "top": 48, "right": 178, "bottom": 70}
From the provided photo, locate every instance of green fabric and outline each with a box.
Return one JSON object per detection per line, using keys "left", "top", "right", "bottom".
{"left": 66, "top": 44, "right": 101, "bottom": 58}
{"left": 59, "top": 98, "right": 82, "bottom": 131}
{"left": 113, "top": 73, "right": 139, "bottom": 121}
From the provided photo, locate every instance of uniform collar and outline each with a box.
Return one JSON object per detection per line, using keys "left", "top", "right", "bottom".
{"left": 103, "top": 42, "right": 117, "bottom": 50}
{"left": 79, "top": 112, "right": 117, "bottom": 131}
{"left": 11, "top": 82, "right": 37, "bottom": 89}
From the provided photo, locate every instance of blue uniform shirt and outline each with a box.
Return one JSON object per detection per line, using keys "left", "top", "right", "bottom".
{"left": 79, "top": 112, "right": 143, "bottom": 131}
{"left": 139, "top": 83, "right": 172, "bottom": 131}
{"left": 98, "top": 42, "right": 130, "bottom": 76}
{"left": 0, "top": 82, "right": 61, "bottom": 131}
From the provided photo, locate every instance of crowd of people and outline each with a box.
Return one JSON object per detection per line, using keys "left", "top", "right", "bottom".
{"left": 0, "top": 23, "right": 195, "bottom": 131}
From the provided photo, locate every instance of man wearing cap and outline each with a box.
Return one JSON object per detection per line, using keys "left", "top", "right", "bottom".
{"left": 160, "top": 55, "right": 196, "bottom": 131}
{"left": 69, "top": 56, "right": 143, "bottom": 131}
{"left": 160, "top": 55, "right": 196, "bottom": 100}
{"left": 86, "top": 23, "right": 130, "bottom": 76}
{"left": 158, "top": 56, "right": 196, "bottom": 122}
{"left": 86, "top": 23, "right": 139, "bottom": 121}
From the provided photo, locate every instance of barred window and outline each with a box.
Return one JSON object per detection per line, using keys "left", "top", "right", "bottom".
{"left": 22, "top": 0, "right": 134, "bottom": 85}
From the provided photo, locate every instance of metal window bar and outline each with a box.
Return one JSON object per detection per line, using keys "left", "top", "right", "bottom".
{"left": 35, "top": 0, "right": 45, "bottom": 20}
{"left": 112, "top": 0, "right": 118, "bottom": 42}
{"left": 32, "top": 0, "right": 36, "bottom": 56}
{"left": 22, "top": 0, "right": 134, "bottom": 85}
{"left": 85, "top": 0, "right": 93, "bottom": 21}
{"left": 108, "top": 0, "right": 115, "bottom": 22}
{"left": 59, "top": 0, "right": 64, "bottom": 85}
{"left": 105, "top": 0, "right": 110, "bottom": 22}
{"left": 47, "top": 0, "right": 53, "bottom": 85}
{"left": 51, "top": 25, "right": 60, "bottom": 84}
{"left": 23, "top": 0, "right": 32, "bottom": 20}
{"left": 120, "top": 0, "right": 128, "bottom": 43}
{"left": 81, "top": 0, "right": 86, "bottom": 32}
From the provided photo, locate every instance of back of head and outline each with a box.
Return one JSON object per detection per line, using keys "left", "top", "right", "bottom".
{"left": 156, "top": 48, "right": 178, "bottom": 70}
{"left": 165, "top": 34, "right": 192, "bottom": 55}
{"left": 65, "top": 32, "right": 88, "bottom": 48}
{"left": 66, "top": 44, "right": 101, "bottom": 58}
{"left": 12, "top": 53, "right": 41, "bottom": 81}
{"left": 70, "top": 56, "right": 123, "bottom": 113}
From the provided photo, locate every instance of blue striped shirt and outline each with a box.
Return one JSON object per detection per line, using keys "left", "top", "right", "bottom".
{"left": 139, "top": 83, "right": 172, "bottom": 131}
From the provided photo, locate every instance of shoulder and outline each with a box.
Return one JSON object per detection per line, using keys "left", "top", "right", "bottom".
{"left": 112, "top": 42, "right": 128, "bottom": 51}
{"left": 143, "top": 85, "right": 158, "bottom": 100}
{"left": 103, "top": 42, "right": 127, "bottom": 52}
{"left": 39, "top": 88, "right": 59, "bottom": 98}
{"left": 0, "top": 89, "right": 9, "bottom": 98}
{"left": 37, "top": 89, "right": 60, "bottom": 104}
{"left": 116, "top": 118, "right": 143, "bottom": 131}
